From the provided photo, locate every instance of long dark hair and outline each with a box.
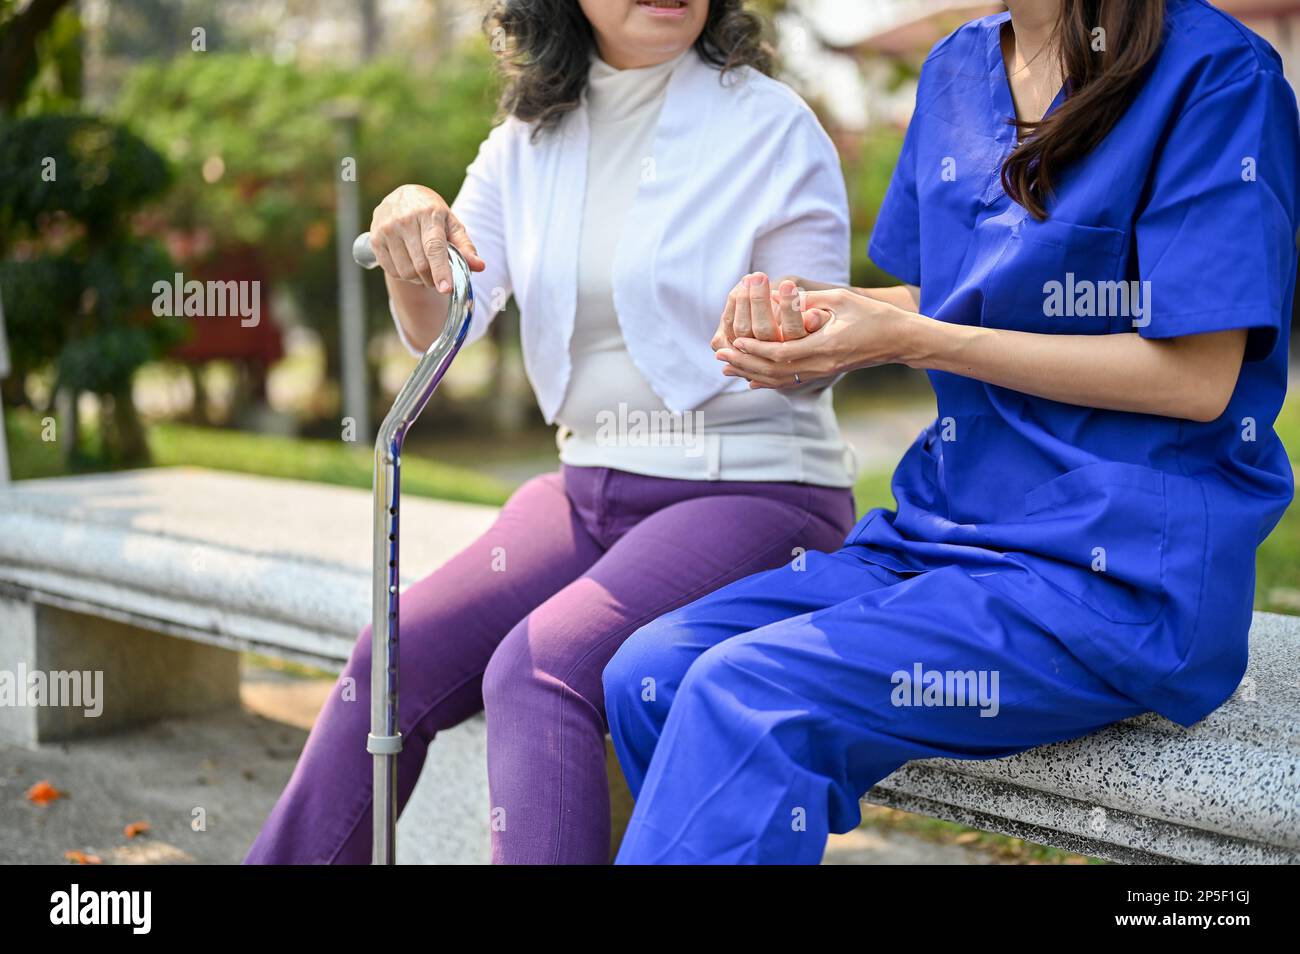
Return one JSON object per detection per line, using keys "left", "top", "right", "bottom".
{"left": 1002, "top": 0, "right": 1167, "bottom": 219}
{"left": 484, "top": 0, "right": 773, "bottom": 137}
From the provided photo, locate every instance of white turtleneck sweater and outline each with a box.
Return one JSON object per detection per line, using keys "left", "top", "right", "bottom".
{"left": 553, "top": 52, "right": 856, "bottom": 487}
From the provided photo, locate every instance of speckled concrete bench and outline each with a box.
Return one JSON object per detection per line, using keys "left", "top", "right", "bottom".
{"left": 0, "top": 467, "right": 1295, "bottom": 864}
{"left": 864, "top": 610, "right": 1300, "bottom": 864}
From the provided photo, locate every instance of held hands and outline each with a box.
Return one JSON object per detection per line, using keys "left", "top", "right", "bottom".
{"left": 369, "top": 184, "right": 486, "bottom": 292}
{"left": 711, "top": 273, "right": 822, "bottom": 350}
{"left": 714, "top": 284, "right": 913, "bottom": 390}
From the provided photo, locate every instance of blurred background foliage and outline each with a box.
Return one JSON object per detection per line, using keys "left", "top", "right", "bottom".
{"left": 0, "top": 0, "right": 1295, "bottom": 608}
{"left": 0, "top": 0, "right": 913, "bottom": 460}
{"left": 113, "top": 47, "right": 499, "bottom": 424}
{"left": 0, "top": 0, "right": 181, "bottom": 464}
{"left": 113, "top": 50, "right": 496, "bottom": 264}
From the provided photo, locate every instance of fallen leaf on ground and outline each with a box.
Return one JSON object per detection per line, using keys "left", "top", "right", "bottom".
{"left": 26, "top": 780, "right": 65, "bottom": 805}
{"left": 64, "top": 850, "right": 102, "bottom": 865}
{"left": 124, "top": 821, "right": 151, "bottom": 838}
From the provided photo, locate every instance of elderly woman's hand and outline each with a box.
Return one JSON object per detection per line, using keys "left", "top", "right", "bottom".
{"left": 715, "top": 287, "right": 916, "bottom": 389}
{"left": 711, "top": 274, "right": 810, "bottom": 350}
{"left": 370, "top": 184, "right": 485, "bottom": 292}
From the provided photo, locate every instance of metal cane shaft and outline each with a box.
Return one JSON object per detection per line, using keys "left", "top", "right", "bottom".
{"left": 360, "top": 234, "right": 474, "bottom": 864}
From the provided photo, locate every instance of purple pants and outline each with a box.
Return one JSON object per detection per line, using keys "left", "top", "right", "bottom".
{"left": 245, "top": 464, "right": 854, "bottom": 865}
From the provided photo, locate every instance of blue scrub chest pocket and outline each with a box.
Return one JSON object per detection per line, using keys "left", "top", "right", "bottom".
{"left": 979, "top": 216, "right": 1130, "bottom": 335}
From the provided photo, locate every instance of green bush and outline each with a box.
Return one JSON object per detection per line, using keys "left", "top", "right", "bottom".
{"left": 845, "top": 125, "right": 906, "bottom": 290}
{"left": 0, "top": 112, "right": 178, "bottom": 464}
{"left": 0, "top": 114, "right": 168, "bottom": 233}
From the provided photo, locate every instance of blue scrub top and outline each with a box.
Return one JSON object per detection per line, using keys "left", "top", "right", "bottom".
{"left": 860, "top": 0, "right": 1300, "bottom": 725}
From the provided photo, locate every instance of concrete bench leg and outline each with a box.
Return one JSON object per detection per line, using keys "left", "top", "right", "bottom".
{"left": 0, "top": 595, "right": 240, "bottom": 747}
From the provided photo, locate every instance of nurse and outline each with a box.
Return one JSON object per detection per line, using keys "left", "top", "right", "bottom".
{"left": 603, "top": 0, "right": 1299, "bottom": 863}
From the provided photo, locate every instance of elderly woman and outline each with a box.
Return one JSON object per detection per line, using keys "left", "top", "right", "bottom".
{"left": 247, "top": 0, "right": 858, "bottom": 865}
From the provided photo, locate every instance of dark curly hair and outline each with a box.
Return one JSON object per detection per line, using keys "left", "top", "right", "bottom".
{"left": 484, "top": 1, "right": 773, "bottom": 137}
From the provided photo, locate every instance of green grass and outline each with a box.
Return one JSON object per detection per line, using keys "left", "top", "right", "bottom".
{"left": 3, "top": 408, "right": 512, "bottom": 507}
{"left": 852, "top": 466, "right": 898, "bottom": 518}
{"left": 1257, "top": 394, "right": 1300, "bottom": 613}
{"left": 855, "top": 804, "right": 1106, "bottom": 864}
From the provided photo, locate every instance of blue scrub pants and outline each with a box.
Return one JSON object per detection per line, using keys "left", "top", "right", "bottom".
{"left": 603, "top": 548, "right": 1147, "bottom": 864}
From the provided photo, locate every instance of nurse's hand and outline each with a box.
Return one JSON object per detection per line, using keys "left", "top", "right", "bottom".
{"left": 711, "top": 274, "right": 809, "bottom": 349}
{"left": 715, "top": 288, "right": 912, "bottom": 389}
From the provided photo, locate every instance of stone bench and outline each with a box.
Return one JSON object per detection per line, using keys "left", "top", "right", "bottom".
{"left": 0, "top": 467, "right": 1296, "bottom": 864}
{"left": 0, "top": 467, "right": 503, "bottom": 863}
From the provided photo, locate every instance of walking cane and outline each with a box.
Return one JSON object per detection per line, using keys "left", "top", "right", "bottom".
{"left": 352, "top": 232, "right": 475, "bottom": 864}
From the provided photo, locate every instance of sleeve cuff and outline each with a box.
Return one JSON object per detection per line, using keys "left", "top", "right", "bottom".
{"left": 1136, "top": 304, "right": 1280, "bottom": 362}
{"left": 867, "top": 233, "right": 922, "bottom": 287}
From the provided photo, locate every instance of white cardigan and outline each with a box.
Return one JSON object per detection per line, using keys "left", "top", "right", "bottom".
{"left": 397, "top": 49, "right": 850, "bottom": 422}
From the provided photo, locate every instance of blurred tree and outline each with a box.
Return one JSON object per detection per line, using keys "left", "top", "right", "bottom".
{"left": 360, "top": 0, "right": 381, "bottom": 60}
{"left": 844, "top": 125, "right": 905, "bottom": 290}
{"left": 101, "top": 0, "right": 230, "bottom": 60}
{"left": 114, "top": 44, "right": 499, "bottom": 429}
{"left": 116, "top": 47, "right": 496, "bottom": 271}
{"left": 0, "top": 114, "right": 180, "bottom": 464}
{"left": 0, "top": 0, "right": 81, "bottom": 113}
{"left": 2, "top": 1, "right": 184, "bottom": 464}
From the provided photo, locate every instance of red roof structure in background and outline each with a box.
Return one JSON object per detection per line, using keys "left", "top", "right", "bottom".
{"left": 168, "top": 246, "right": 284, "bottom": 366}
